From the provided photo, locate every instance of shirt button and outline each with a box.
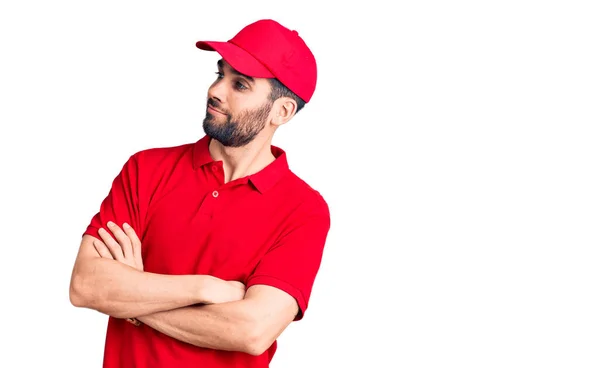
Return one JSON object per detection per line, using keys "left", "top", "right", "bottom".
{"left": 212, "top": 190, "right": 219, "bottom": 198}
{"left": 211, "top": 165, "right": 218, "bottom": 172}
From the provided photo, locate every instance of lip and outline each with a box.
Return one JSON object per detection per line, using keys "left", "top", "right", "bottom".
{"left": 207, "top": 105, "right": 226, "bottom": 115}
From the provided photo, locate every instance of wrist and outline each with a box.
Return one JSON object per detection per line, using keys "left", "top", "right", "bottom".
{"left": 195, "top": 275, "right": 217, "bottom": 304}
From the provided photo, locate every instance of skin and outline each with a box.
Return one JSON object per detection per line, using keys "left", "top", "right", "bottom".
{"left": 204, "top": 59, "right": 298, "bottom": 182}
{"left": 69, "top": 59, "right": 302, "bottom": 355}
{"left": 203, "top": 60, "right": 274, "bottom": 148}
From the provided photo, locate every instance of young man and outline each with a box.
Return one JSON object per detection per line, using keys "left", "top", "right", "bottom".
{"left": 69, "top": 19, "right": 330, "bottom": 367}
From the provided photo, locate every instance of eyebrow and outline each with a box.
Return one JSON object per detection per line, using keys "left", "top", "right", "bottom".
{"left": 217, "top": 59, "right": 255, "bottom": 84}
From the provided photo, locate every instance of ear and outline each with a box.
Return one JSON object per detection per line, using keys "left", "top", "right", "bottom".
{"left": 272, "top": 97, "right": 297, "bottom": 127}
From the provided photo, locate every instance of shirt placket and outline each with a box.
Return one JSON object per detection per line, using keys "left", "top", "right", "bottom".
{"left": 195, "top": 162, "right": 247, "bottom": 220}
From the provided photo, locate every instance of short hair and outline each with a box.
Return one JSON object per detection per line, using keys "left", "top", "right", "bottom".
{"left": 268, "top": 79, "right": 306, "bottom": 114}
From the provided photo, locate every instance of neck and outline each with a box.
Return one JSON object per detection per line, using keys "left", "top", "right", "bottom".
{"left": 209, "top": 134, "right": 276, "bottom": 183}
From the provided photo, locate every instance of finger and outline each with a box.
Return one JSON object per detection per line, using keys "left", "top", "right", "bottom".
{"left": 122, "top": 223, "right": 142, "bottom": 261}
{"left": 107, "top": 221, "right": 133, "bottom": 259}
{"left": 93, "top": 239, "right": 114, "bottom": 259}
{"left": 98, "top": 227, "right": 124, "bottom": 261}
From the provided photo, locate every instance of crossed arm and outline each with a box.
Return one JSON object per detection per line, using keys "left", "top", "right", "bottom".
{"left": 69, "top": 222, "right": 298, "bottom": 355}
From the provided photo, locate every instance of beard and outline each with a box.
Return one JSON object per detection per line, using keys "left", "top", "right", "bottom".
{"left": 203, "top": 98, "right": 273, "bottom": 147}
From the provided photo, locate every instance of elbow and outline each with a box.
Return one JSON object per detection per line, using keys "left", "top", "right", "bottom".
{"left": 242, "top": 324, "right": 273, "bottom": 357}
{"left": 69, "top": 288, "right": 84, "bottom": 308}
{"left": 69, "top": 267, "right": 98, "bottom": 309}
{"left": 244, "top": 343, "right": 268, "bottom": 357}
{"left": 69, "top": 272, "right": 89, "bottom": 307}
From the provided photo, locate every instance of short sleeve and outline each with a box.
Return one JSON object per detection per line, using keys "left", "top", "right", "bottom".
{"left": 83, "top": 153, "right": 143, "bottom": 240}
{"left": 246, "top": 198, "right": 331, "bottom": 321}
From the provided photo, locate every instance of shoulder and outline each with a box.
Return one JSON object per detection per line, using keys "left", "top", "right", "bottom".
{"left": 282, "top": 170, "right": 330, "bottom": 218}
{"left": 115, "top": 142, "right": 196, "bottom": 184}
{"left": 116, "top": 143, "right": 194, "bottom": 172}
{"left": 130, "top": 141, "right": 195, "bottom": 166}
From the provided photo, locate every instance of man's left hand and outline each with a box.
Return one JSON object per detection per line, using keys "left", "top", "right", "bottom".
{"left": 94, "top": 221, "right": 144, "bottom": 272}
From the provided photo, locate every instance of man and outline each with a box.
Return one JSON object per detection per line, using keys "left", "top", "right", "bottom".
{"left": 69, "top": 19, "right": 330, "bottom": 368}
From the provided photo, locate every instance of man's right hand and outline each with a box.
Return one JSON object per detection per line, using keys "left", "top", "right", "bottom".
{"left": 93, "top": 222, "right": 244, "bottom": 305}
{"left": 201, "top": 277, "right": 246, "bottom": 304}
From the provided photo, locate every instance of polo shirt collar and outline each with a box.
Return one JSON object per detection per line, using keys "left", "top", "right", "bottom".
{"left": 192, "top": 135, "right": 215, "bottom": 169}
{"left": 192, "top": 135, "right": 289, "bottom": 194}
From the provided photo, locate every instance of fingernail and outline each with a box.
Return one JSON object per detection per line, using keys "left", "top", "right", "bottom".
{"left": 123, "top": 222, "right": 130, "bottom": 229}
{"left": 107, "top": 221, "right": 114, "bottom": 227}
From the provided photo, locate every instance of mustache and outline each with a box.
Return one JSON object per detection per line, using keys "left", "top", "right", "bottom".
{"left": 207, "top": 98, "right": 227, "bottom": 113}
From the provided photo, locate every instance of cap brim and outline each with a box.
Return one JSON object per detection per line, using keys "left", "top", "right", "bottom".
{"left": 195, "top": 41, "right": 274, "bottom": 78}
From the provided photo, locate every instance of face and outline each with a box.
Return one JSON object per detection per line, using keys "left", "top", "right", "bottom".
{"left": 203, "top": 59, "right": 274, "bottom": 147}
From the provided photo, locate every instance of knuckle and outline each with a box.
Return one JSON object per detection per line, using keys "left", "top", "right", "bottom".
{"left": 115, "top": 235, "right": 130, "bottom": 246}
{"left": 106, "top": 241, "right": 120, "bottom": 250}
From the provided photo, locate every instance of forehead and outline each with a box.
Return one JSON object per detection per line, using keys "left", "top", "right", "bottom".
{"left": 217, "top": 60, "right": 259, "bottom": 82}
{"left": 218, "top": 59, "right": 237, "bottom": 72}
{"left": 218, "top": 59, "right": 271, "bottom": 91}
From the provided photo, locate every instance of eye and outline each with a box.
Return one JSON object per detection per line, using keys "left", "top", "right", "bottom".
{"left": 215, "top": 71, "right": 224, "bottom": 79}
{"left": 235, "top": 81, "right": 248, "bottom": 91}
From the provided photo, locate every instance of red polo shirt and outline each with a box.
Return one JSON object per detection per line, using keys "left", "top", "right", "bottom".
{"left": 82, "top": 135, "right": 330, "bottom": 368}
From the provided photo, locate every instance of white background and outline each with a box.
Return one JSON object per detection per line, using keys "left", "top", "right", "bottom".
{"left": 1, "top": 1, "right": 599, "bottom": 367}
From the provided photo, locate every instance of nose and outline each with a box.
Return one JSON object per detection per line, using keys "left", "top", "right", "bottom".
{"left": 207, "top": 78, "right": 226, "bottom": 104}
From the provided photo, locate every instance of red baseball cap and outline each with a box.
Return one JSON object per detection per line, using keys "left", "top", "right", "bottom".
{"left": 196, "top": 19, "right": 317, "bottom": 103}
